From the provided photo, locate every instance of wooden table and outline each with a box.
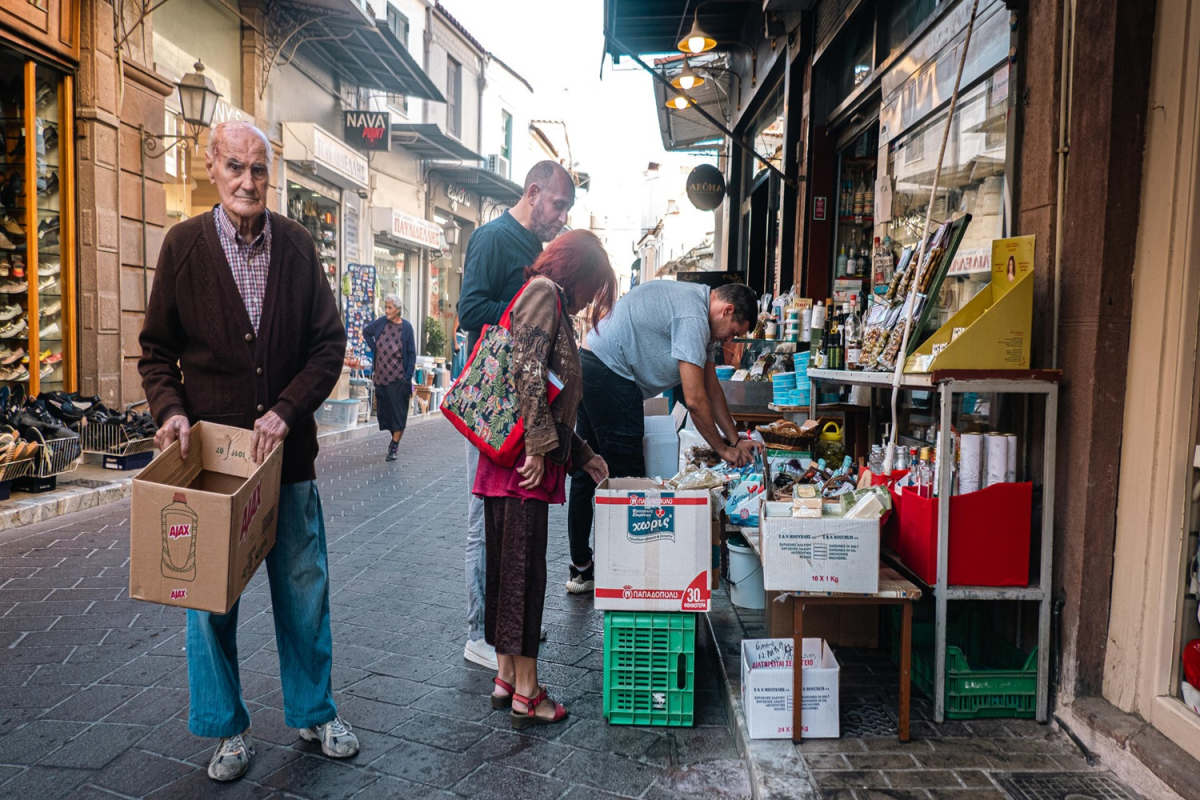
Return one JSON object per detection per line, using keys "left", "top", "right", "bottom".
{"left": 787, "top": 568, "right": 922, "bottom": 743}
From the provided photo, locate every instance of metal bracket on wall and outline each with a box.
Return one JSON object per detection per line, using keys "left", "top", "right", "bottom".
{"left": 259, "top": 2, "right": 358, "bottom": 100}
{"left": 605, "top": 32, "right": 800, "bottom": 190}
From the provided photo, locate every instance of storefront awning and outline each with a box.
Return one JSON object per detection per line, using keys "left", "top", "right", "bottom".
{"left": 651, "top": 55, "right": 729, "bottom": 151}
{"left": 603, "top": 0, "right": 752, "bottom": 58}
{"left": 298, "top": 18, "right": 445, "bottom": 101}
{"left": 431, "top": 166, "right": 525, "bottom": 205}
{"left": 392, "top": 124, "right": 484, "bottom": 162}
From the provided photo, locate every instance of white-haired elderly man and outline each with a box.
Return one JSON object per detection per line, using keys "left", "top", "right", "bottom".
{"left": 138, "top": 120, "right": 357, "bottom": 781}
{"left": 362, "top": 293, "right": 416, "bottom": 461}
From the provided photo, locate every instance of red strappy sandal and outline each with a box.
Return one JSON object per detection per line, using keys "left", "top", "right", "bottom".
{"left": 491, "top": 677, "right": 515, "bottom": 710}
{"left": 510, "top": 686, "right": 568, "bottom": 729}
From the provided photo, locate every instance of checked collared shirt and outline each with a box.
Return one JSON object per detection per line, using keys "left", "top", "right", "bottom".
{"left": 213, "top": 204, "right": 272, "bottom": 332}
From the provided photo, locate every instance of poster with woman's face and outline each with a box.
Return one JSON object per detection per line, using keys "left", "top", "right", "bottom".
{"left": 991, "top": 236, "right": 1035, "bottom": 299}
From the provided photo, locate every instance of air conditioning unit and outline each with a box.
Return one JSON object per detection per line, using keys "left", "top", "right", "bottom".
{"left": 487, "top": 154, "right": 510, "bottom": 180}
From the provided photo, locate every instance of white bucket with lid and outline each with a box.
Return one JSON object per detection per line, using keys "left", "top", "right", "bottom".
{"left": 727, "top": 535, "right": 764, "bottom": 609}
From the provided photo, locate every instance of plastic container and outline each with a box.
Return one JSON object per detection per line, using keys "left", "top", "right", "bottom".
{"left": 813, "top": 422, "right": 845, "bottom": 465}
{"left": 890, "top": 606, "right": 1037, "bottom": 719}
{"left": 726, "top": 534, "right": 764, "bottom": 609}
{"left": 716, "top": 365, "right": 736, "bottom": 380}
{"left": 603, "top": 611, "right": 695, "bottom": 726}
{"left": 314, "top": 399, "right": 360, "bottom": 429}
{"left": 896, "top": 482, "right": 1032, "bottom": 586}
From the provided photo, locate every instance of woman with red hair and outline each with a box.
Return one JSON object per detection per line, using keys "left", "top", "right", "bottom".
{"left": 473, "top": 229, "right": 616, "bottom": 727}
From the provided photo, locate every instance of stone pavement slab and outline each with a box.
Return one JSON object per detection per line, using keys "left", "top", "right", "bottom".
{"left": 0, "top": 418, "right": 751, "bottom": 799}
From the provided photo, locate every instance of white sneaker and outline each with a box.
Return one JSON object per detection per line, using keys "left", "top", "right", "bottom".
{"left": 207, "top": 731, "right": 254, "bottom": 782}
{"left": 463, "top": 637, "right": 498, "bottom": 670}
{"left": 299, "top": 715, "right": 359, "bottom": 758}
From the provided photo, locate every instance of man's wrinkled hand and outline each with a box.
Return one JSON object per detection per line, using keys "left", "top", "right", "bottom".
{"left": 156, "top": 415, "right": 191, "bottom": 458}
{"left": 251, "top": 411, "right": 289, "bottom": 464}
{"left": 721, "top": 445, "right": 751, "bottom": 468}
{"left": 735, "top": 438, "right": 763, "bottom": 461}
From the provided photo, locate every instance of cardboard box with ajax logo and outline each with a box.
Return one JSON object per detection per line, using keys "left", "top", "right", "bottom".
{"left": 130, "top": 422, "right": 283, "bottom": 614}
{"left": 594, "top": 478, "right": 712, "bottom": 612}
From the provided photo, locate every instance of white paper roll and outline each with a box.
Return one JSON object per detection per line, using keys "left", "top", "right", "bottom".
{"left": 960, "top": 433, "right": 982, "bottom": 494}
{"left": 985, "top": 433, "right": 1007, "bottom": 487}
{"left": 1004, "top": 433, "right": 1017, "bottom": 483}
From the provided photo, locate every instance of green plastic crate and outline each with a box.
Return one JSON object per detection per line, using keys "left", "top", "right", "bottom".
{"left": 890, "top": 606, "right": 1037, "bottom": 720}
{"left": 603, "top": 611, "right": 695, "bottom": 726}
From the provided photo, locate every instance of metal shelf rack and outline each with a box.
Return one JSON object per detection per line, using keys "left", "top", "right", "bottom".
{"left": 807, "top": 367, "right": 1060, "bottom": 723}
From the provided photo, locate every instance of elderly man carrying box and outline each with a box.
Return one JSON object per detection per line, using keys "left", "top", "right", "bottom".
{"left": 138, "top": 120, "right": 356, "bottom": 782}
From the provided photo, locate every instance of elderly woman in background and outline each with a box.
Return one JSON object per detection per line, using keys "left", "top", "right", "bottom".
{"left": 363, "top": 295, "right": 416, "bottom": 462}
{"left": 473, "top": 230, "right": 616, "bottom": 728}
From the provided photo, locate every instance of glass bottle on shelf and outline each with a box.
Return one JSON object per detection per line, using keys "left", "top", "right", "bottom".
{"left": 917, "top": 447, "right": 934, "bottom": 499}
{"left": 845, "top": 298, "right": 862, "bottom": 370}
{"left": 864, "top": 173, "right": 874, "bottom": 217}
{"left": 852, "top": 173, "right": 864, "bottom": 217}
{"left": 836, "top": 245, "right": 848, "bottom": 278}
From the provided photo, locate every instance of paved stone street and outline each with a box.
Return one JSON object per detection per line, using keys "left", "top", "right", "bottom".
{"left": 0, "top": 420, "right": 751, "bottom": 800}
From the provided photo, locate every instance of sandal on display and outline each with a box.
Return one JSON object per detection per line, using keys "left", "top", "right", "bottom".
{"left": 491, "top": 677, "right": 515, "bottom": 710}
{"left": 509, "top": 687, "right": 568, "bottom": 730}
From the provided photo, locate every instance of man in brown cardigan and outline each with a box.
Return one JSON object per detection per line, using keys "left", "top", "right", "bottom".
{"left": 138, "top": 121, "right": 356, "bottom": 782}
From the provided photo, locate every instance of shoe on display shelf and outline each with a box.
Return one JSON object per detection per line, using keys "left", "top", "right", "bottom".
{"left": 39, "top": 362, "right": 55, "bottom": 379}
{"left": 0, "top": 279, "right": 26, "bottom": 293}
{"left": 1, "top": 347, "right": 22, "bottom": 366}
{"left": 0, "top": 231, "right": 14, "bottom": 251}
{"left": 37, "top": 275, "right": 55, "bottom": 293}
{"left": 39, "top": 299, "right": 59, "bottom": 317}
{"left": 39, "top": 260, "right": 59, "bottom": 276}
{"left": 40, "top": 321, "right": 58, "bottom": 339}
{"left": 0, "top": 304, "right": 20, "bottom": 322}
{"left": 0, "top": 364, "right": 28, "bottom": 382}
{"left": 2, "top": 216, "right": 22, "bottom": 236}
{"left": 37, "top": 172, "right": 57, "bottom": 195}
{"left": 0, "top": 317, "right": 26, "bottom": 339}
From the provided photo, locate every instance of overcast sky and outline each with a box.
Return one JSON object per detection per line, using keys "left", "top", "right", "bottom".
{"left": 438, "top": 0, "right": 711, "bottom": 273}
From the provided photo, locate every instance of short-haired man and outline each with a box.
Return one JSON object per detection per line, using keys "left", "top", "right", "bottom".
{"left": 139, "top": 121, "right": 357, "bottom": 781}
{"left": 565, "top": 281, "right": 760, "bottom": 593}
{"left": 457, "top": 160, "right": 576, "bottom": 669}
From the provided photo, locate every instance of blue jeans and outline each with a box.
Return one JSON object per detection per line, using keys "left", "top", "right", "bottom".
{"left": 465, "top": 441, "right": 486, "bottom": 643}
{"left": 186, "top": 480, "right": 336, "bottom": 738}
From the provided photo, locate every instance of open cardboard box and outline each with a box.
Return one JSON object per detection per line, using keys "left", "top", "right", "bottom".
{"left": 130, "top": 422, "right": 283, "bottom": 614}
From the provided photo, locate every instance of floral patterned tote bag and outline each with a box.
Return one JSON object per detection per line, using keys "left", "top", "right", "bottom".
{"left": 440, "top": 281, "right": 560, "bottom": 466}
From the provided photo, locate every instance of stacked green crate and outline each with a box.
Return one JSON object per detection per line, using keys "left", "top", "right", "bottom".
{"left": 603, "top": 612, "right": 695, "bottom": 726}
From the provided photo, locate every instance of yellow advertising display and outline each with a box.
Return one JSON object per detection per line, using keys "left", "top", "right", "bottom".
{"left": 905, "top": 235, "right": 1035, "bottom": 373}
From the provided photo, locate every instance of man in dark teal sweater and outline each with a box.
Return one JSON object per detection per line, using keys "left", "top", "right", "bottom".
{"left": 457, "top": 161, "right": 575, "bottom": 670}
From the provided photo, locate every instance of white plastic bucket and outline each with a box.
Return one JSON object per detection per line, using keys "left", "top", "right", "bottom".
{"left": 727, "top": 536, "right": 764, "bottom": 609}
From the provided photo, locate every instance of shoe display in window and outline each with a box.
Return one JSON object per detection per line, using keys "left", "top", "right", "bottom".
{"left": 0, "top": 304, "right": 20, "bottom": 321}
{"left": 1, "top": 217, "right": 21, "bottom": 237}
{"left": 0, "top": 364, "right": 28, "bottom": 382}
{"left": 37, "top": 172, "right": 56, "bottom": 195}
{"left": 42, "top": 351, "right": 61, "bottom": 365}
{"left": 0, "top": 278, "right": 26, "bottom": 293}
{"left": 0, "top": 347, "right": 22, "bottom": 366}
{"left": 39, "top": 320, "right": 58, "bottom": 339}
{"left": 39, "top": 260, "right": 58, "bottom": 277}
{"left": 42, "top": 123, "right": 57, "bottom": 152}
{"left": 37, "top": 275, "right": 55, "bottom": 293}
{"left": 39, "top": 299, "right": 59, "bottom": 317}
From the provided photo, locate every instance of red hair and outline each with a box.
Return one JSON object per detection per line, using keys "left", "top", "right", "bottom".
{"left": 525, "top": 230, "right": 617, "bottom": 330}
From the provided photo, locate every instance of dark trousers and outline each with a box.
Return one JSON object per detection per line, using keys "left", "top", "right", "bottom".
{"left": 483, "top": 496, "right": 548, "bottom": 658}
{"left": 567, "top": 350, "right": 646, "bottom": 567}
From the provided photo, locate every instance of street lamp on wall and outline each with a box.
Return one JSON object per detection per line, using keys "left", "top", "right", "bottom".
{"left": 142, "top": 61, "right": 223, "bottom": 158}
{"left": 443, "top": 219, "right": 462, "bottom": 247}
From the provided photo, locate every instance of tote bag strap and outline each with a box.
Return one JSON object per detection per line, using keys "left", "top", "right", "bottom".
{"left": 498, "top": 277, "right": 563, "bottom": 331}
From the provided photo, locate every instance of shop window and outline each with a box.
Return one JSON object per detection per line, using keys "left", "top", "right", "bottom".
{"left": 287, "top": 181, "right": 340, "bottom": 297}
{"left": 0, "top": 52, "right": 76, "bottom": 394}
{"left": 885, "top": 71, "right": 1008, "bottom": 328}
{"left": 823, "top": 5, "right": 877, "bottom": 106}
{"left": 884, "top": 0, "right": 941, "bottom": 62}
{"left": 446, "top": 58, "right": 462, "bottom": 138}
{"left": 748, "top": 80, "right": 785, "bottom": 188}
